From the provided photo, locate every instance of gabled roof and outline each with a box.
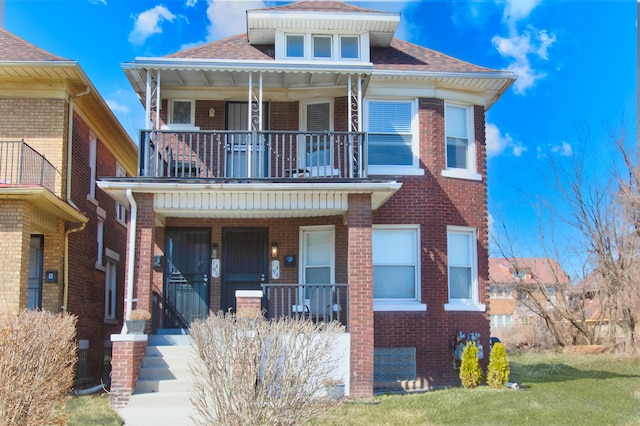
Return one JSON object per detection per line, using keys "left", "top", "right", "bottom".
{"left": 0, "top": 28, "right": 68, "bottom": 61}
{"left": 489, "top": 258, "right": 571, "bottom": 285}
{"left": 253, "top": 0, "right": 387, "bottom": 14}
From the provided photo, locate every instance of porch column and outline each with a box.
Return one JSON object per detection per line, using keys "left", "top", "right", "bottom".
{"left": 347, "top": 193, "right": 373, "bottom": 398}
{"left": 130, "top": 193, "right": 155, "bottom": 315}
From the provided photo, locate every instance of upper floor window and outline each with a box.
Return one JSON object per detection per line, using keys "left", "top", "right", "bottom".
{"left": 115, "top": 163, "right": 127, "bottom": 225}
{"left": 365, "top": 99, "right": 422, "bottom": 175}
{"left": 340, "top": 36, "right": 359, "bottom": 59}
{"left": 170, "top": 100, "right": 195, "bottom": 126}
{"left": 286, "top": 34, "right": 305, "bottom": 58}
{"left": 442, "top": 103, "right": 481, "bottom": 181}
{"left": 445, "top": 226, "right": 485, "bottom": 311}
{"left": 313, "top": 35, "right": 332, "bottom": 59}
{"left": 88, "top": 133, "right": 97, "bottom": 202}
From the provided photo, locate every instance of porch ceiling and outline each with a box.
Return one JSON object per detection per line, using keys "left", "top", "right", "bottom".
{"left": 97, "top": 179, "right": 401, "bottom": 222}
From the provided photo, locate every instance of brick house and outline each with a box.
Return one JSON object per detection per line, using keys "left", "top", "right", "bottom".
{"left": 489, "top": 257, "right": 571, "bottom": 329}
{"left": 100, "top": 1, "right": 514, "bottom": 399}
{"left": 0, "top": 28, "right": 137, "bottom": 383}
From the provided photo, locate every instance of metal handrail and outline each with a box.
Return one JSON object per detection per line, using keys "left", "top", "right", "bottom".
{"left": 0, "top": 140, "right": 58, "bottom": 192}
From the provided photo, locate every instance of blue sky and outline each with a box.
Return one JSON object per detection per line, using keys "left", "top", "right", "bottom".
{"left": 5, "top": 0, "right": 637, "bottom": 277}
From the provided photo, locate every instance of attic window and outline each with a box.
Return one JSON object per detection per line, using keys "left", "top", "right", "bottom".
{"left": 512, "top": 269, "right": 530, "bottom": 280}
{"left": 340, "top": 36, "right": 359, "bottom": 59}
{"left": 286, "top": 35, "right": 304, "bottom": 58}
{"left": 313, "top": 35, "right": 332, "bottom": 59}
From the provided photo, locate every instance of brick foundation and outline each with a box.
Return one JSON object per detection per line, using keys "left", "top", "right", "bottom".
{"left": 109, "top": 334, "right": 148, "bottom": 408}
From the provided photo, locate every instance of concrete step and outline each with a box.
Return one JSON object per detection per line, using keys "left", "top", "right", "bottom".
{"left": 127, "top": 391, "right": 191, "bottom": 408}
{"left": 145, "top": 345, "right": 194, "bottom": 358}
{"left": 148, "top": 334, "right": 192, "bottom": 346}
{"left": 138, "top": 366, "right": 192, "bottom": 381}
{"left": 141, "top": 355, "right": 190, "bottom": 369}
{"left": 117, "top": 401, "right": 195, "bottom": 426}
{"left": 134, "top": 377, "right": 193, "bottom": 394}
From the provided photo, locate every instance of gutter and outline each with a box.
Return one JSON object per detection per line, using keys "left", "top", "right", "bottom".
{"left": 123, "top": 189, "right": 138, "bottom": 332}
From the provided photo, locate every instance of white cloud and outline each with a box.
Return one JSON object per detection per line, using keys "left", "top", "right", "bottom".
{"left": 536, "top": 141, "right": 573, "bottom": 159}
{"left": 129, "top": 5, "right": 178, "bottom": 45}
{"left": 502, "top": 0, "right": 542, "bottom": 28}
{"left": 492, "top": 27, "right": 556, "bottom": 94}
{"left": 88, "top": 0, "right": 107, "bottom": 5}
{"left": 106, "top": 99, "right": 130, "bottom": 114}
{"left": 185, "top": 0, "right": 197, "bottom": 7}
{"left": 204, "top": 0, "right": 268, "bottom": 42}
{"left": 486, "top": 123, "right": 526, "bottom": 158}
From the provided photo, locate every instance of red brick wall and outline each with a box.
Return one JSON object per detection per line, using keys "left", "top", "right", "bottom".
{"left": 109, "top": 337, "right": 147, "bottom": 407}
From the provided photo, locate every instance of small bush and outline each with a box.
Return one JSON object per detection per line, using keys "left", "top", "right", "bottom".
{"left": 189, "top": 313, "right": 344, "bottom": 426}
{"left": 129, "top": 309, "right": 151, "bottom": 320}
{"left": 486, "top": 342, "right": 510, "bottom": 388}
{"left": 0, "top": 310, "right": 78, "bottom": 426}
{"left": 459, "top": 342, "right": 483, "bottom": 389}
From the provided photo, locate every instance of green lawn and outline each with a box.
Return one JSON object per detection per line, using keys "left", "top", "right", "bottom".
{"left": 69, "top": 352, "right": 640, "bottom": 426}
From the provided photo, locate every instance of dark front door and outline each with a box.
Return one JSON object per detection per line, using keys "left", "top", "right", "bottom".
{"left": 164, "top": 228, "right": 211, "bottom": 329}
{"left": 221, "top": 227, "right": 268, "bottom": 313}
{"left": 28, "top": 235, "right": 43, "bottom": 310}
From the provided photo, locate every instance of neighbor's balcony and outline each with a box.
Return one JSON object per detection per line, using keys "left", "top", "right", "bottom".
{"left": 0, "top": 140, "right": 58, "bottom": 192}
{"left": 140, "top": 130, "right": 367, "bottom": 180}
{"left": 261, "top": 283, "right": 349, "bottom": 331}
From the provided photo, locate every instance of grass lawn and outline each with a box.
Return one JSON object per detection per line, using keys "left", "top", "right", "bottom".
{"left": 68, "top": 352, "right": 640, "bottom": 425}
{"left": 313, "top": 352, "right": 640, "bottom": 426}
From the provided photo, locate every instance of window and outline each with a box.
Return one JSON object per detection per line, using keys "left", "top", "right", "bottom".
{"left": 286, "top": 34, "right": 304, "bottom": 58}
{"left": 313, "top": 35, "right": 332, "bottom": 59}
{"left": 96, "top": 218, "right": 104, "bottom": 267}
{"left": 105, "top": 260, "right": 117, "bottom": 320}
{"left": 88, "top": 134, "right": 97, "bottom": 201}
{"left": 366, "top": 99, "right": 421, "bottom": 174}
{"left": 115, "top": 163, "right": 127, "bottom": 225}
{"left": 443, "top": 103, "right": 481, "bottom": 180}
{"left": 300, "top": 226, "right": 335, "bottom": 316}
{"left": 445, "top": 226, "right": 484, "bottom": 311}
{"left": 170, "top": 100, "right": 194, "bottom": 125}
{"left": 340, "top": 36, "right": 359, "bottom": 59}
{"left": 372, "top": 225, "right": 425, "bottom": 311}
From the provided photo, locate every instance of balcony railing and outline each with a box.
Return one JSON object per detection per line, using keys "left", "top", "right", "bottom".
{"left": 261, "top": 283, "right": 349, "bottom": 330}
{"left": 0, "top": 140, "right": 58, "bottom": 192}
{"left": 140, "top": 130, "right": 367, "bottom": 179}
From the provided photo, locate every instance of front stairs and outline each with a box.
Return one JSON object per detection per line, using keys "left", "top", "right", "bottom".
{"left": 116, "top": 334, "right": 196, "bottom": 426}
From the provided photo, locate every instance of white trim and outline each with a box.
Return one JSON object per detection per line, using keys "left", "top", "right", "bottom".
{"left": 236, "top": 290, "right": 263, "bottom": 298}
{"left": 111, "top": 333, "right": 148, "bottom": 342}
{"left": 374, "top": 302, "right": 427, "bottom": 312}
{"left": 446, "top": 225, "right": 481, "bottom": 310}
{"left": 299, "top": 225, "right": 336, "bottom": 286}
{"left": 444, "top": 101, "right": 477, "bottom": 176}
{"left": 369, "top": 166, "right": 425, "bottom": 176}
{"left": 441, "top": 169, "right": 482, "bottom": 181}
{"left": 167, "top": 99, "right": 196, "bottom": 126}
{"left": 105, "top": 247, "right": 120, "bottom": 262}
{"left": 444, "top": 302, "right": 486, "bottom": 312}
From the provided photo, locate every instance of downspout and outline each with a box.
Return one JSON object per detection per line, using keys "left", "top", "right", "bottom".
{"left": 123, "top": 189, "right": 138, "bottom": 332}
{"left": 62, "top": 86, "right": 90, "bottom": 313}
{"left": 66, "top": 86, "right": 91, "bottom": 206}
{"left": 62, "top": 222, "right": 86, "bottom": 313}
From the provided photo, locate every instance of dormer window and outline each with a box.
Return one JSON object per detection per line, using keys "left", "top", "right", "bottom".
{"left": 313, "top": 35, "right": 332, "bottom": 59}
{"left": 340, "top": 36, "right": 359, "bottom": 59}
{"left": 286, "top": 34, "right": 304, "bottom": 58}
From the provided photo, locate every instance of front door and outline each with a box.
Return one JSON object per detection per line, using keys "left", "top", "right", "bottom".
{"left": 163, "top": 228, "right": 211, "bottom": 329}
{"left": 221, "top": 227, "right": 268, "bottom": 313}
{"left": 28, "top": 235, "right": 43, "bottom": 310}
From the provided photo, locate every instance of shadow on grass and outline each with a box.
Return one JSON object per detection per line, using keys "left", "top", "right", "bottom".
{"left": 509, "top": 362, "right": 640, "bottom": 384}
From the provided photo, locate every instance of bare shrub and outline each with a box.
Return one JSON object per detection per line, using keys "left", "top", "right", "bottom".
{"left": 0, "top": 310, "right": 78, "bottom": 426}
{"left": 493, "top": 326, "right": 558, "bottom": 352}
{"left": 189, "top": 313, "right": 345, "bottom": 426}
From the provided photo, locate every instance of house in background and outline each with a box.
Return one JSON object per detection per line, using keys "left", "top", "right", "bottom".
{"left": 489, "top": 257, "right": 571, "bottom": 330}
{"left": 0, "top": 28, "right": 137, "bottom": 384}
{"left": 101, "top": 1, "right": 515, "bottom": 401}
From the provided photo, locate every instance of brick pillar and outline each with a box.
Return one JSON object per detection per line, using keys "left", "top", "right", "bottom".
{"left": 347, "top": 193, "right": 373, "bottom": 398}
{"left": 130, "top": 193, "right": 155, "bottom": 315}
{"left": 109, "top": 334, "right": 148, "bottom": 408}
{"left": 236, "top": 290, "right": 263, "bottom": 319}
{"left": 0, "top": 200, "right": 31, "bottom": 315}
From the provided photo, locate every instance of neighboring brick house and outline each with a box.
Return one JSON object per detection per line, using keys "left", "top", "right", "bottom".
{"left": 100, "top": 1, "right": 514, "bottom": 398}
{"left": 0, "top": 28, "right": 137, "bottom": 383}
{"left": 489, "top": 257, "right": 571, "bottom": 330}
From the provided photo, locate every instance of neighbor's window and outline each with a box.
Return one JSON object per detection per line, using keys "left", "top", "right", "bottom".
{"left": 445, "top": 226, "right": 484, "bottom": 311}
{"left": 372, "top": 225, "right": 421, "bottom": 307}
{"left": 313, "top": 35, "right": 332, "bottom": 59}
{"left": 366, "top": 100, "right": 418, "bottom": 170}
{"left": 105, "top": 259, "right": 117, "bottom": 320}
{"left": 340, "top": 36, "right": 359, "bottom": 59}
{"left": 286, "top": 34, "right": 304, "bottom": 58}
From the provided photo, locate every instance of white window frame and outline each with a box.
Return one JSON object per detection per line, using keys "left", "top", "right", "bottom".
{"left": 115, "top": 162, "right": 127, "bottom": 226}
{"left": 339, "top": 35, "right": 360, "bottom": 60}
{"left": 372, "top": 225, "right": 426, "bottom": 312}
{"left": 445, "top": 226, "right": 485, "bottom": 311}
{"left": 104, "top": 258, "right": 117, "bottom": 321}
{"left": 312, "top": 34, "right": 332, "bottom": 59}
{"left": 285, "top": 34, "right": 305, "bottom": 59}
{"left": 298, "top": 225, "right": 336, "bottom": 314}
{"left": 442, "top": 102, "right": 482, "bottom": 181}
{"left": 87, "top": 133, "right": 97, "bottom": 203}
{"left": 164, "top": 99, "right": 198, "bottom": 130}
{"left": 364, "top": 98, "right": 424, "bottom": 176}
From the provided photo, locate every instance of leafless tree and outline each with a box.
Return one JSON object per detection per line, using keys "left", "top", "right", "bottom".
{"left": 189, "top": 313, "right": 345, "bottom": 426}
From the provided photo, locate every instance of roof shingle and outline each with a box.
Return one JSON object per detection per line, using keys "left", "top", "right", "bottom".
{"left": 0, "top": 28, "right": 67, "bottom": 62}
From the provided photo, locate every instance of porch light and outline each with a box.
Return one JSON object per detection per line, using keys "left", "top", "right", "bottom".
{"left": 271, "top": 242, "right": 278, "bottom": 259}
{"left": 211, "top": 243, "right": 219, "bottom": 259}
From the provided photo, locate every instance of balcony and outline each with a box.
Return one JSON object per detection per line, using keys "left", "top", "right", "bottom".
{"left": 140, "top": 130, "right": 367, "bottom": 180}
{"left": 0, "top": 140, "right": 58, "bottom": 192}
{"left": 261, "top": 283, "right": 349, "bottom": 330}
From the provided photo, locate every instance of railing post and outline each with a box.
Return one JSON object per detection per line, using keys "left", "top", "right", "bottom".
{"left": 18, "top": 139, "right": 24, "bottom": 185}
